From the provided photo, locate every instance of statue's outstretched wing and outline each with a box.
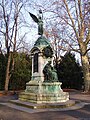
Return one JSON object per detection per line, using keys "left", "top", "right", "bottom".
{"left": 29, "top": 12, "right": 39, "bottom": 23}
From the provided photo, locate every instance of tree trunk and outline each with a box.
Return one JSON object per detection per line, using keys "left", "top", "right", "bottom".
{"left": 81, "top": 54, "right": 90, "bottom": 92}
{"left": 4, "top": 52, "right": 11, "bottom": 92}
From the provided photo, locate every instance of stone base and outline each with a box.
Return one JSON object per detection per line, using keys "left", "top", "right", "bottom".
{"left": 9, "top": 100, "right": 75, "bottom": 109}
{"left": 19, "top": 81, "right": 69, "bottom": 103}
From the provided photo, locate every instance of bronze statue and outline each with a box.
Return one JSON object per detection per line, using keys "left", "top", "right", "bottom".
{"left": 29, "top": 10, "right": 43, "bottom": 35}
{"left": 43, "top": 61, "right": 58, "bottom": 82}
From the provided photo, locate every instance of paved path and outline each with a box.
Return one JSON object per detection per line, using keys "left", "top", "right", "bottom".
{"left": 0, "top": 91, "right": 90, "bottom": 120}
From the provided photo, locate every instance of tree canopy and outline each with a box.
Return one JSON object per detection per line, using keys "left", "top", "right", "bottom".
{"left": 57, "top": 52, "right": 83, "bottom": 90}
{"left": 9, "top": 52, "right": 32, "bottom": 90}
{"left": 0, "top": 52, "right": 32, "bottom": 90}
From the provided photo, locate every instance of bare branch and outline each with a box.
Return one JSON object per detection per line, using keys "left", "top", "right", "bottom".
{"left": 63, "top": 0, "right": 79, "bottom": 39}
{"left": 75, "top": 0, "right": 80, "bottom": 32}
{"left": 0, "top": 30, "right": 5, "bottom": 35}
{"left": 85, "top": 27, "right": 90, "bottom": 45}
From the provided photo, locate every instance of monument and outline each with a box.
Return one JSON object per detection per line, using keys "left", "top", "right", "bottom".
{"left": 19, "top": 10, "right": 69, "bottom": 104}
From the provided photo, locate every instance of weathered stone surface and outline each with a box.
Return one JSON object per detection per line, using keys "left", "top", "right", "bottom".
{"left": 10, "top": 99, "right": 75, "bottom": 109}
{"left": 19, "top": 82, "right": 69, "bottom": 103}
{"left": 19, "top": 34, "right": 69, "bottom": 104}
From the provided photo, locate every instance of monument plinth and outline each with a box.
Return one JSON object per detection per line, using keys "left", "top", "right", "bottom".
{"left": 19, "top": 10, "right": 69, "bottom": 104}
{"left": 19, "top": 36, "right": 69, "bottom": 103}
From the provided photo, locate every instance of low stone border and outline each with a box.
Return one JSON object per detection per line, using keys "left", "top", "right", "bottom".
{"left": 9, "top": 99, "right": 76, "bottom": 109}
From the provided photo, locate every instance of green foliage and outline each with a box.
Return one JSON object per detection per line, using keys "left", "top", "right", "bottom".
{"left": 0, "top": 53, "right": 7, "bottom": 90}
{"left": 57, "top": 52, "right": 83, "bottom": 90}
{"left": 9, "top": 52, "right": 32, "bottom": 90}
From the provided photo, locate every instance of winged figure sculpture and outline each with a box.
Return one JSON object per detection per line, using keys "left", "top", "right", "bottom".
{"left": 29, "top": 10, "right": 43, "bottom": 35}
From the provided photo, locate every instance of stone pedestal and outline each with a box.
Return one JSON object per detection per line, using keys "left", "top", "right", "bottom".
{"left": 19, "top": 81, "right": 69, "bottom": 103}
{"left": 19, "top": 36, "right": 69, "bottom": 104}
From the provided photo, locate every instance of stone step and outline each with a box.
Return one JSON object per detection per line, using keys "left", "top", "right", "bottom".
{"left": 9, "top": 100, "right": 76, "bottom": 109}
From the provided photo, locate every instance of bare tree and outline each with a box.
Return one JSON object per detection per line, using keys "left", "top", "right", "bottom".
{"left": 32, "top": 0, "right": 90, "bottom": 92}
{"left": 0, "top": 0, "right": 29, "bottom": 92}
{"left": 44, "top": 23, "right": 67, "bottom": 69}
{"left": 60, "top": 0, "right": 90, "bottom": 92}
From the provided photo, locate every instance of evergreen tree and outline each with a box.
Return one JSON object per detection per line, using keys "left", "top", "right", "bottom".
{"left": 57, "top": 52, "right": 83, "bottom": 90}
{"left": 9, "top": 52, "right": 32, "bottom": 90}
{"left": 0, "top": 53, "right": 7, "bottom": 90}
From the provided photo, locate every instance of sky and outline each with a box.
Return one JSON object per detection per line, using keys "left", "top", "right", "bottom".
{"left": 0, "top": 0, "right": 87, "bottom": 64}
